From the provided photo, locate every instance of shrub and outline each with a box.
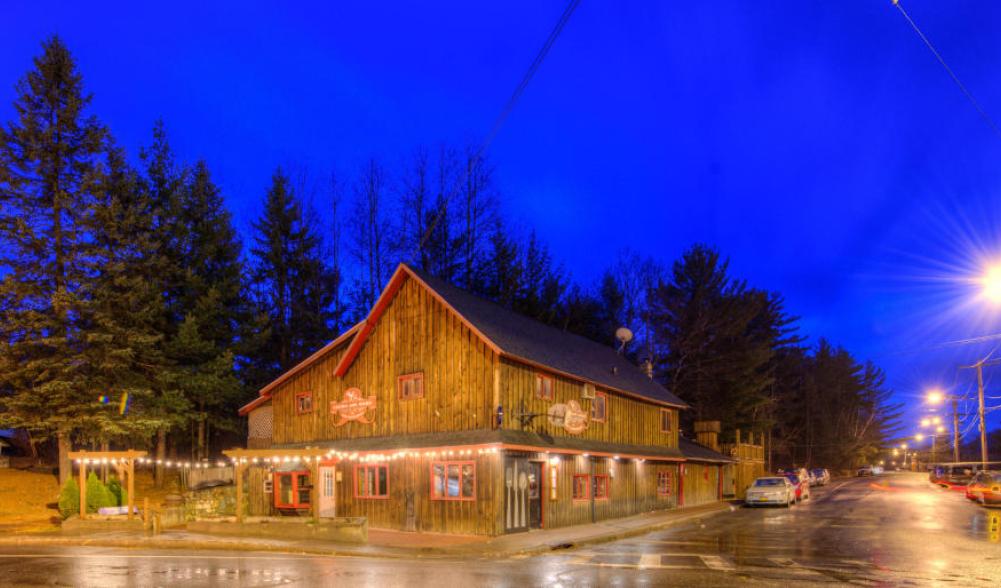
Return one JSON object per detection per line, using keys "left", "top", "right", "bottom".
{"left": 107, "top": 478, "right": 124, "bottom": 506}
{"left": 57, "top": 477, "right": 79, "bottom": 519}
{"left": 85, "top": 472, "right": 116, "bottom": 513}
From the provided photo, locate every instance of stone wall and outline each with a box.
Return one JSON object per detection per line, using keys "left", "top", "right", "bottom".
{"left": 184, "top": 485, "right": 242, "bottom": 520}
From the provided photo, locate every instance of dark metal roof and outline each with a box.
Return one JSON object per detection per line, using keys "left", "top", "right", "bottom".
{"left": 678, "top": 438, "right": 735, "bottom": 463}
{"left": 405, "top": 264, "right": 687, "bottom": 408}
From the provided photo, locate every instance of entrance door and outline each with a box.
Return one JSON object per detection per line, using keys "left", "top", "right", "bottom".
{"left": 318, "top": 466, "right": 336, "bottom": 518}
{"left": 505, "top": 457, "right": 529, "bottom": 533}
{"left": 527, "top": 461, "right": 543, "bottom": 529}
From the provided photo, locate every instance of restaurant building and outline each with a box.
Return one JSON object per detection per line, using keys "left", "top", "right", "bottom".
{"left": 238, "top": 263, "right": 732, "bottom": 535}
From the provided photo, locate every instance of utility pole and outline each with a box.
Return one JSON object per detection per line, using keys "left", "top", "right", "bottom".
{"left": 960, "top": 358, "right": 1000, "bottom": 468}
{"left": 952, "top": 396, "right": 960, "bottom": 463}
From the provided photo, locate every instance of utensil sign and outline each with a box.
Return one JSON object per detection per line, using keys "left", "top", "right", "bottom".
{"left": 330, "top": 388, "right": 377, "bottom": 426}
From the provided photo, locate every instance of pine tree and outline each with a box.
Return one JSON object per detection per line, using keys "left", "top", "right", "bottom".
{"left": 0, "top": 37, "right": 106, "bottom": 483}
{"left": 248, "top": 168, "right": 338, "bottom": 383}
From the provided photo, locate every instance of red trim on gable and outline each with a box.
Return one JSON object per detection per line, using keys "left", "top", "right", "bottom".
{"left": 238, "top": 394, "right": 271, "bottom": 416}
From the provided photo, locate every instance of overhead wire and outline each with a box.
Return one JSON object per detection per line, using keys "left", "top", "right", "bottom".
{"left": 891, "top": 0, "right": 1001, "bottom": 143}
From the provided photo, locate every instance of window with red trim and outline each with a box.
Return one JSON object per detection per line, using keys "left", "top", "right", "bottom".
{"left": 355, "top": 464, "right": 389, "bottom": 499}
{"left": 535, "top": 373, "right": 554, "bottom": 400}
{"left": 592, "top": 474, "right": 609, "bottom": 500}
{"left": 657, "top": 471, "right": 672, "bottom": 497}
{"left": 703, "top": 468, "right": 710, "bottom": 481}
{"left": 572, "top": 474, "right": 589, "bottom": 500}
{"left": 295, "top": 391, "right": 313, "bottom": 414}
{"left": 591, "top": 391, "right": 607, "bottom": 422}
{"left": 431, "top": 461, "right": 475, "bottom": 500}
{"left": 660, "top": 409, "right": 673, "bottom": 433}
{"left": 398, "top": 372, "right": 424, "bottom": 400}
{"left": 274, "top": 471, "right": 311, "bottom": 508}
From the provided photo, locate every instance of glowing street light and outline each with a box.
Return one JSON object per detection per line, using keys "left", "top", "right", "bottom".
{"left": 920, "top": 418, "right": 931, "bottom": 427}
{"left": 927, "top": 389, "right": 944, "bottom": 405}
{"left": 981, "top": 264, "right": 1001, "bottom": 304}
{"left": 901, "top": 443, "right": 908, "bottom": 450}
{"left": 936, "top": 425, "right": 946, "bottom": 434}
{"left": 915, "top": 433, "right": 925, "bottom": 442}
{"left": 932, "top": 416, "right": 942, "bottom": 425}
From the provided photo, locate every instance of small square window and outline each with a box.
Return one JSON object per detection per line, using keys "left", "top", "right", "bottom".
{"left": 535, "top": 373, "right": 553, "bottom": 400}
{"left": 296, "top": 392, "right": 313, "bottom": 414}
{"left": 591, "top": 391, "right": 607, "bottom": 422}
{"left": 398, "top": 372, "right": 424, "bottom": 400}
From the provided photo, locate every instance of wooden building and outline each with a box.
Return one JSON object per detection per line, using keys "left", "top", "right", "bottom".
{"left": 237, "top": 263, "right": 732, "bottom": 535}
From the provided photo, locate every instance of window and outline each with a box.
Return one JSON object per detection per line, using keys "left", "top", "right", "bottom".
{"left": 535, "top": 373, "right": 553, "bottom": 400}
{"left": 657, "top": 471, "right": 672, "bottom": 497}
{"left": 573, "top": 474, "right": 589, "bottom": 500}
{"left": 431, "top": 461, "right": 475, "bottom": 501}
{"left": 592, "top": 474, "right": 609, "bottom": 500}
{"left": 660, "top": 409, "right": 673, "bottom": 433}
{"left": 355, "top": 464, "right": 389, "bottom": 499}
{"left": 398, "top": 372, "right": 424, "bottom": 400}
{"left": 550, "top": 464, "right": 558, "bottom": 500}
{"left": 273, "top": 471, "right": 311, "bottom": 509}
{"left": 591, "top": 391, "right": 607, "bottom": 422}
{"left": 296, "top": 391, "right": 313, "bottom": 414}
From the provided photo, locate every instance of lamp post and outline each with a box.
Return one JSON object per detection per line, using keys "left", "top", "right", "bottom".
{"left": 926, "top": 389, "right": 962, "bottom": 463}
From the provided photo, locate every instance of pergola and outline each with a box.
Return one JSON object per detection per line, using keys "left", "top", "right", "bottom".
{"left": 222, "top": 447, "right": 332, "bottom": 523}
{"left": 68, "top": 449, "right": 147, "bottom": 521}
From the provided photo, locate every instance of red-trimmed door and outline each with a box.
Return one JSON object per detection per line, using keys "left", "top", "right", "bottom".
{"left": 527, "top": 461, "right": 543, "bottom": 529}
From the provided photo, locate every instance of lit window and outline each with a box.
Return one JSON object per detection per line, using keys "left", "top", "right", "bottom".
{"left": 592, "top": 474, "right": 609, "bottom": 500}
{"left": 354, "top": 464, "right": 389, "bottom": 499}
{"left": 591, "top": 391, "right": 607, "bottom": 422}
{"left": 550, "top": 464, "right": 558, "bottom": 500}
{"left": 273, "top": 471, "right": 311, "bottom": 509}
{"left": 657, "top": 471, "right": 672, "bottom": 497}
{"left": 660, "top": 409, "right": 673, "bottom": 433}
{"left": 573, "top": 474, "right": 589, "bottom": 500}
{"left": 431, "top": 461, "right": 475, "bottom": 501}
{"left": 398, "top": 372, "right": 424, "bottom": 400}
{"left": 296, "top": 392, "right": 313, "bottom": 415}
{"left": 535, "top": 373, "right": 553, "bottom": 400}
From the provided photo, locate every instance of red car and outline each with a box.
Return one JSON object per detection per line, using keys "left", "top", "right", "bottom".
{"left": 783, "top": 473, "right": 810, "bottom": 502}
{"left": 966, "top": 471, "right": 1001, "bottom": 506}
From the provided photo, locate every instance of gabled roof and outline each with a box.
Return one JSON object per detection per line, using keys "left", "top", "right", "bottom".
{"left": 333, "top": 263, "right": 686, "bottom": 408}
{"left": 679, "top": 437, "right": 734, "bottom": 463}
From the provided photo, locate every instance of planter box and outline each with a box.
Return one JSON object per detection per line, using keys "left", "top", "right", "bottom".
{"left": 186, "top": 516, "right": 368, "bottom": 544}
{"left": 61, "top": 515, "right": 144, "bottom": 534}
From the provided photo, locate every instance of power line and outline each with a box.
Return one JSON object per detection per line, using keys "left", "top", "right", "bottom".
{"left": 416, "top": 0, "right": 581, "bottom": 254}
{"left": 891, "top": 0, "right": 1001, "bottom": 142}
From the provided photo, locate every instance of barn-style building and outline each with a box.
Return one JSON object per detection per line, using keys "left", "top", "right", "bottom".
{"left": 238, "top": 263, "right": 732, "bottom": 535}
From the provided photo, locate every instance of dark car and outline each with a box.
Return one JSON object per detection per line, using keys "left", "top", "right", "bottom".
{"left": 966, "top": 471, "right": 1001, "bottom": 506}
{"left": 930, "top": 464, "right": 976, "bottom": 487}
{"left": 810, "top": 468, "right": 830, "bottom": 486}
{"left": 856, "top": 465, "right": 873, "bottom": 477}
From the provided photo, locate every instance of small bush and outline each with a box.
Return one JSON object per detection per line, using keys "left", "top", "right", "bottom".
{"left": 107, "top": 478, "right": 124, "bottom": 506}
{"left": 85, "top": 472, "right": 116, "bottom": 513}
{"left": 57, "top": 477, "right": 79, "bottom": 519}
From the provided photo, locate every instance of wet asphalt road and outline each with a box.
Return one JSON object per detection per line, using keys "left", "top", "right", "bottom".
{"left": 1, "top": 472, "right": 998, "bottom": 586}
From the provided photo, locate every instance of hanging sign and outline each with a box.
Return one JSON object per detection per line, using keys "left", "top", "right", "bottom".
{"left": 330, "top": 388, "right": 377, "bottom": 426}
{"left": 547, "top": 400, "right": 589, "bottom": 434}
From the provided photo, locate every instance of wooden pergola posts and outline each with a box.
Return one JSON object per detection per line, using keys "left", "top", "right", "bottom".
{"left": 68, "top": 449, "right": 147, "bottom": 521}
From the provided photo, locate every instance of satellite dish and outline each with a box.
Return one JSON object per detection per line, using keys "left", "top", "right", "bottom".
{"left": 615, "top": 327, "right": 633, "bottom": 344}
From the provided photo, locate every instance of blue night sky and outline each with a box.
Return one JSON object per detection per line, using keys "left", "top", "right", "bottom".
{"left": 4, "top": 1, "right": 1001, "bottom": 440}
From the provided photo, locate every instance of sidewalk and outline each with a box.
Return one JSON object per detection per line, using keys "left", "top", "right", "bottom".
{"left": 0, "top": 501, "right": 734, "bottom": 559}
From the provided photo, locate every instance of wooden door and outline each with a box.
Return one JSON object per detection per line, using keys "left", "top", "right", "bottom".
{"left": 318, "top": 466, "right": 336, "bottom": 518}
{"left": 505, "top": 457, "right": 529, "bottom": 533}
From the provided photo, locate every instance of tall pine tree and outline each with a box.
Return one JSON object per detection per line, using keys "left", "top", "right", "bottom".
{"left": 0, "top": 37, "right": 106, "bottom": 483}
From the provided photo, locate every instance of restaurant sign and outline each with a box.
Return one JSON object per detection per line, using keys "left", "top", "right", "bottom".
{"left": 330, "top": 387, "right": 377, "bottom": 426}
{"left": 547, "top": 400, "right": 588, "bottom": 434}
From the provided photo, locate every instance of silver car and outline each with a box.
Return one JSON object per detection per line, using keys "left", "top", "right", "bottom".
{"left": 745, "top": 476, "right": 796, "bottom": 507}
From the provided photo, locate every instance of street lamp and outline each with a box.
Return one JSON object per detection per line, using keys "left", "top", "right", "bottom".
{"left": 920, "top": 418, "right": 931, "bottom": 428}
{"left": 927, "top": 389, "right": 944, "bottom": 405}
{"left": 915, "top": 433, "right": 925, "bottom": 441}
{"left": 925, "top": 390, "right": 962, "bottom": 463}
{"left": 980, "top": 264, "right": 1001, "bottom": 304}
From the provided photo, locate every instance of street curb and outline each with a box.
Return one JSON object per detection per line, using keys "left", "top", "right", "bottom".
{"left": 0, "top": 502, "right": 734, "bottom": 560}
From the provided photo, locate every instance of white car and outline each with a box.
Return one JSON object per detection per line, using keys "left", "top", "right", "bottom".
{"left": 745, "top": 476, "right": 796, "bottom": 507}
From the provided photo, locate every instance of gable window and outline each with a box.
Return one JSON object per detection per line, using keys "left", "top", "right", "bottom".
{"left": 591, "top": 391, "right": 607, "bottom": 422}
{"left": 431, "top": 461, "right": 475, "bottom": 501}
{"left": 295, "top": 391, "right": 313, "bottom": 415}
{"left": 657, "top": 471, "right": 672, "bottom": 497}
{"left": 660, "top": 409, "right": 673, "bottom": 434}
{"left": 398, "top": 372, "right": 424, "bottom": 400}
{"left": 572, "top": 474, "right": 589, "bottom": 500}
{"left": 535, "top": 373, "right": 554, "bottom": 401}
{"left": 592, "top": 474, "right": 609, "bottom": 500}
{"left": 355, "top": 464, "right": 389, "bottom": 499}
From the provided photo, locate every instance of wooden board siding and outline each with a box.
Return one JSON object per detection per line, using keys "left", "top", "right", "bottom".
{"left": 500, "top": 359, "right": 678, "bottom": 449}
{"left": 682, "top": 463, "right": 721, "bottom": 507}
{"left": 269, "top": 278, "right": 498, "bottom": 445}
{"left": 512, "top": 451, "right": 679, "bottom": 530}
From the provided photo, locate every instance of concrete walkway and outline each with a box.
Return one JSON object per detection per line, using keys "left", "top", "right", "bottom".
{"left": 0, "top": 502, "right": 734, "bottom": 559}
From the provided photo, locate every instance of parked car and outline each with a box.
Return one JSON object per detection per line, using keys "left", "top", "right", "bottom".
{"left": 966, "top": 471, "right": 1001, "bottom": 506}
{"left": 856, "top": 465, "right": 873, "bottom": 477}
{"left": 745, "top": 477, "right": 796, "bottom": 507}
{"left": 872, "top": 465, "right": 884, "bottom": 475}
{"left": 930, "top": 463, "right": 976, "bottom": 487}
{"left": 810, "top": 468, "right": 831, "bottom": 486}
{"left": 783, "top": 472, "right": 811, "bottom": 501}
